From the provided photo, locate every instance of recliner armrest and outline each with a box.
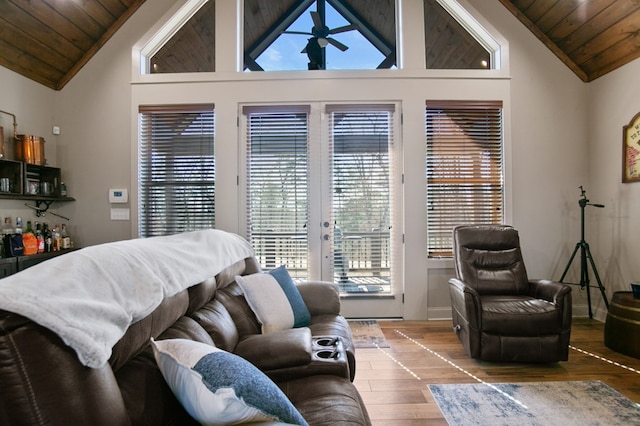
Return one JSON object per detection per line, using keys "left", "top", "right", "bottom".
{"left": 234, "top": 327, "right": 312, "bottom": 371}
{"left": 448, "top": 278, "right": 482, "bottom": 328}
{"left": 449, "top": 278, "right": 481, "bottom": 302}
{"left": 528, "top": 279, "right": 571, "bottom": 304}
{"left": 529, "top": 279, "right": 572, "bottom": 329}
{"left": 297, "top": 281, "right": 341, "bottom": 315}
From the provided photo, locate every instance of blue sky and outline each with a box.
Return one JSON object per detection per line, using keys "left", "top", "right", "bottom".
{"left": 256, "top": 3, "right": 386, "bottom": 71}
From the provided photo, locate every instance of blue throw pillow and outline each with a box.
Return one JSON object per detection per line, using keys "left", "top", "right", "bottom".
{"left": 269, "top": 265, "right": 311, "bottom": 328}
{"left": 151, "top": 338, "right": 308, "bottom": 426}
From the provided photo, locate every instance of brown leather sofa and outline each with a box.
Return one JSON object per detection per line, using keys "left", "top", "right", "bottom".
{"left": 0, "top": 252, "right": 371, "bottom": 425}
{"left": 449, "top": 224, "right": 572, "bottom": 363}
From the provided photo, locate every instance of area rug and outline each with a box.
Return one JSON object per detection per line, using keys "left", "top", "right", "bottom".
{"left": 348, "top": 320, "right": 390, "bottom": 348}
{"left": 428, "top": 380, "right": 640, "bottom": 426}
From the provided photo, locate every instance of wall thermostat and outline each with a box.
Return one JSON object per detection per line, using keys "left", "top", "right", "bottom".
{"left": 109, "top": 188, "right": 128, "bottom": 203}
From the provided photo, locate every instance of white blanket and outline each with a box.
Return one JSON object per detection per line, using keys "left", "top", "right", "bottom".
{"left": 0, "top": 229, "right": 254, "bottom": 368}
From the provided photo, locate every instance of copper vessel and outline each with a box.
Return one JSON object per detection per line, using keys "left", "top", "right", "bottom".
{"left": 15, "top": 134, "right": 46, "bottom": 165}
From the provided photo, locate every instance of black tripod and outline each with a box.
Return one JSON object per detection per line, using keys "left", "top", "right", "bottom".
{"left": 559, "top": 186, "right": 609, "bottom": 319}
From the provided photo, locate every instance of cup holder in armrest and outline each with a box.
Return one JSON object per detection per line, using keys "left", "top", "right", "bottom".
{"left": 314, "top": 336, "right": 341, "bottom": 348}
{"left": 312, "top": 335, "right": 345, "bottom": 362}
{"left": 314, "top": 349, "right": 341, "bottom": 360}
{"left": 313, "top": 336, "right": 342, "bottom": 350}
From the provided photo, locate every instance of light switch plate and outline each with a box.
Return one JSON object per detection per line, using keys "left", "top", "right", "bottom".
{"left": 110, "top": 208, "right": 130, "bottom": 221}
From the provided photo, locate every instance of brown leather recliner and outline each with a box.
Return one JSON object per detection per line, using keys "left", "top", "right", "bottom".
{"left": 448, "top": 224, "right": 572, "bottom": 363}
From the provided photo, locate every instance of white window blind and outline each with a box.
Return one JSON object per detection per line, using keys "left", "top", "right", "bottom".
{"left": 328, "top": 105, "right": 395, "bottom": 292}
{"left": 426, "top": 100, "right": 504, "bottom": 257}
{"left": 244, "top": 106, "right": 310, "bottom": 278}
{"left": 138, "top": 104, "right": 215, "bottom": 237}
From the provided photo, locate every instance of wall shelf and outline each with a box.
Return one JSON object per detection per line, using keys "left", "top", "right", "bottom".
{"left": 0, "top": 194, "right": 75, "bottom": 202}
{"left": 0, "top": 159, "right": 74, "bottom": 203}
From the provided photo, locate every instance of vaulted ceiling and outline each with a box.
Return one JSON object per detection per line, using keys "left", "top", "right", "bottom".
{"left": 0, "top": 0, "right": 638, "bottom": 90}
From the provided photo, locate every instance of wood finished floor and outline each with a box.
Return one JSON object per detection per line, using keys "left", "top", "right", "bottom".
{"left": 351, "top": 318, "right": 640, "bottom": 425}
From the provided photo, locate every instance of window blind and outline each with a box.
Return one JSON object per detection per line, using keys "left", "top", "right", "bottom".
{"left": 426, "top": 100, "right": 503, "bottom": 257}
{"left": 244, "top": 106, "right": 310, "bottom": 278}
{"left": 327, "top": 105, "right": 395, "bottom": 291}
{"left": 138, "top": 104, "right": 215, "bottom": 237}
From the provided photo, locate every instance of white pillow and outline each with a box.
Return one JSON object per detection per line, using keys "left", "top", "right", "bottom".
{"left": 235, "top": 273, "right": 296, "bottom": 333}
{"left": 150, "top": 338, "right": 307, "bottom": 426}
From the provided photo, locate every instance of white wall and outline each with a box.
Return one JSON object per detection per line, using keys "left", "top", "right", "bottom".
{"left": 587, "top": 57, "right": 640, "bottom": 316}
{"left": 1, "top": 0, "right": 630, "bottom": 320}
{"left": 435, "top": 1, "right": 593, "bottom": 318}
{"left": 0, "top": 66, "right": 58, "bottom": 224}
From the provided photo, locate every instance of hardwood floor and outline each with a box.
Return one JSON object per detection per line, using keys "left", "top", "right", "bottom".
{"left": 352, "top": 318, "right": 640, "bottom": 425}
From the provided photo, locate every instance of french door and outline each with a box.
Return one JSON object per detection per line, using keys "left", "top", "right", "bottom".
{"left": 241, "top": 103, "right": 403, "bottom": 318}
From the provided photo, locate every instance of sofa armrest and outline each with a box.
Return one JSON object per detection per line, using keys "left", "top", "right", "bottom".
{"left": 297, "top": 281, "right": 341, "bottom": 315}
{"left": 234, "top": 327, "right": 312, "bottom": 371}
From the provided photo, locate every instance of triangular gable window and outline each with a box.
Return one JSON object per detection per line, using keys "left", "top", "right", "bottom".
{"left": 138, "top": 0, "right": 501, "bottom": 74}
{"left": 140, "top": 0, "right": 215, "bottom": 74}
{"left": 244, "top": 0, "right": 396, "bottom": 71}
{"left": 425, "top": 0, "right": 500, "bottom": 70}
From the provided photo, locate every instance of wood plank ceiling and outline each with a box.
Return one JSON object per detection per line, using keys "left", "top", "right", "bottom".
{"left": 0, "top": 0, "right": 639, "bottom": 91}
{"left": 498, "top": 0, "right": 640, "bottom": 82}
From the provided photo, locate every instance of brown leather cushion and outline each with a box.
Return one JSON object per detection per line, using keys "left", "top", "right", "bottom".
{"left": 279, "top": 375, "right": 370, "bottom": 426}
{"left": 454, "top": 225, "right": 530, "bottom": 295}
{"left": 481, "top": 295, "right": 562, "bottom": 335}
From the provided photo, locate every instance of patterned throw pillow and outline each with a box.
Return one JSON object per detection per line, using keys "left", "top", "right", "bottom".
{"left": 151, "top": 338, "right": 308, "bottom": 426}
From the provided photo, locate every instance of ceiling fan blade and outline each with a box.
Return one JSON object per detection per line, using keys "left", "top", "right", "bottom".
{"left": 327, "top": 37, "right": 349, "bottom": 51}
{"left": 283, "top": 31, "right": 313, "bottom": 35}
{"left": 310, "top": 11, "right": 323, "bottom": 30}
{"left": 328, "top": 24, "right": 357, "bottom": 35}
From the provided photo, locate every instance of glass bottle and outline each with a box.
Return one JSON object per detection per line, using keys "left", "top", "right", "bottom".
{"left": 2, "top": 217, "right": 13, "bottom": 236}
{"left": 43, "top": 223, "right": 52, "bottom": 253}
{"left": 2, "top": 217, "right": 15, "bottom": 257}
{"left": 35, "top": 222, "right": 44, "bottom": 253}
{"left": 61, "top": 224, "right": 71, "bottom": 249}
{"left": 52, "top": 224, "right": 61, "bottom": 252}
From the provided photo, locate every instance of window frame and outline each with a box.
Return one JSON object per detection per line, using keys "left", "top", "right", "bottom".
{"left": 138, "top": 104, "right": 216, "bottom": 237}
{"left": 426, "top": 100, "right": 504, "bottom": 258}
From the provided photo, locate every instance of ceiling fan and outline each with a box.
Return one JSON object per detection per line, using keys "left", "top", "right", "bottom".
{"left": 284, "top": 10, "right": 357, "bottom": 69}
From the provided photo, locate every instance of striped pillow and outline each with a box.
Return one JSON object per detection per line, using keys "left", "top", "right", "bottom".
{"left": 236, "top": 267, "right": 311, "bottom": 334}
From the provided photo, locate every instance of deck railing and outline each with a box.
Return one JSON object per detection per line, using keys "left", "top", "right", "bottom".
{"left": 251, "top": 231, "right": 391, "bottom": 281}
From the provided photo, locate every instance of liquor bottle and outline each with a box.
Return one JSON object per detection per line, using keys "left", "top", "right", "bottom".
{"left": 52, "top": 224, "right": 61, "bottom": 252}
{"left": 61, "top": 224, "right": 71, "bottom": 249}
{"left": 43, "top": 223, "right": 52, "bottom": 253}
{"left": 2, "top": 217, "right": 13, "bottom": 257}
{"left": 15, "top": 216, "right": 23, "bottom": 234}
{"left": 2, "top": 217, "right": 12, "bottom": 236}
{"left": 21, "top": 220, "right": 37, "bottom": 255}
{"left": 35, "top": 222, "right": 44, "bottom": 253}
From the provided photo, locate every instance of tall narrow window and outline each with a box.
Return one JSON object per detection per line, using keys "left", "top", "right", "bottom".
{"left": 244, "top": 106, "right": 310, "bottom": 279}
{"left": 138, "top": 104, "right": 215, "bottom": 237}
{"left": 426, "top": 101, "right": 503, "bottom": 257}
{"left": 328, "top": 105, "right": 395, "bottom": 293}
